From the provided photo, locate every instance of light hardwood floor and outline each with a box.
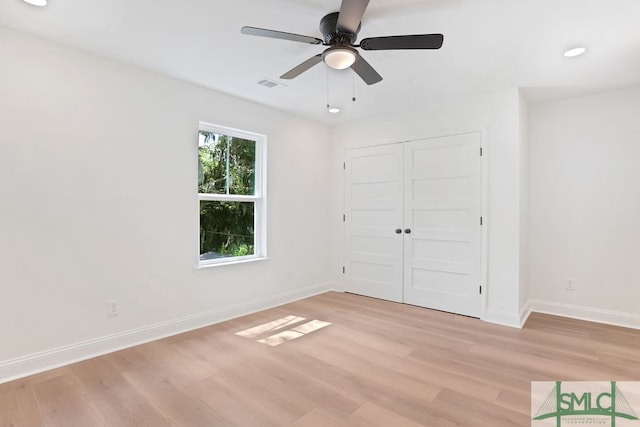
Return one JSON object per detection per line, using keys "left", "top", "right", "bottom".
{"left": 1, "top": 291, "right": 639, "bottom": 426}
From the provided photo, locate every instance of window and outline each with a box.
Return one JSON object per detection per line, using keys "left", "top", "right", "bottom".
{"left": 198, "top": 122, "right": 266, "bottom": 266}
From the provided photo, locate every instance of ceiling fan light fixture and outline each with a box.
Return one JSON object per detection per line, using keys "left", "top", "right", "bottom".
{"left": 564, "top": 47, "right": 587, "bottom": 57}
{"left": 323, "top": 47, "right": 357, "bottom": 70}
{"left": 23, "top": 0, "right": 47, "bottom": 5}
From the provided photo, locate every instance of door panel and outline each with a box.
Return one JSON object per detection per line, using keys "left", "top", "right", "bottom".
{"left": 344, "top": 144, "right": 403, "bottom": 302}
{"left": 403, "top": 133, "right": 482, "bottom": 317}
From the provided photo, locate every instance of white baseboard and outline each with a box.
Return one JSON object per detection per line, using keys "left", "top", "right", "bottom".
{"left": 0, "top": 282, "right": 337, "bottom": 384}
{"left": 527, "top": 299, "right": 640, "bottom": 330}
{"left": 519, "top": 300, "right": 532, "bottom": 328}
{"left": 483, "top": 308, "right": 522, "bottom": 328}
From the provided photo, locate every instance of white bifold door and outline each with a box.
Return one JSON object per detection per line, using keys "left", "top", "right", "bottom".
{"left": 344, "top": 132, "right": 482, "bottom": 317}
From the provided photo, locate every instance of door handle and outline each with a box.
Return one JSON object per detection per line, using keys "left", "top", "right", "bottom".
{"left": 395, "top": 228, "right": 402, "bottom": 234}
{"left": 404, "top": 228, "right": 411, "bottom": 234}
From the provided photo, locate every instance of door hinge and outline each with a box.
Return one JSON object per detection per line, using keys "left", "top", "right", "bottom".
{"left": 479, "top": 285, "right": 482, "bottom": 294}
{"left": 343, "top": 162, "right": 346, "bottom": 170}
{"left": 480, "top": 147, "right": 483, "bottom": 156}
{"left": 342, "top": 266, "right": 345, "bottom": 274}
{"left": 480, "top": 216, "right": 483, "bottom": 226}
{"left": 343, "top": 214, "right": 346, "bottom": 222}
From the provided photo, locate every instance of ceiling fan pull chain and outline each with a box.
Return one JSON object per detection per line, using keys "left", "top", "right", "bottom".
{"left": 352, "top": 70, "right": 357, "bottom": 102}
{"left": 326, "top": 67, "right": 330, "bottom": 109}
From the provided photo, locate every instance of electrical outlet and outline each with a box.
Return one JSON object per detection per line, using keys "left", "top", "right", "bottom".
{"left": 565, "top": 279, "right": 575, "bottom": 291}
{"left": 107, "top": 300, "right": 119, "bottom": 317}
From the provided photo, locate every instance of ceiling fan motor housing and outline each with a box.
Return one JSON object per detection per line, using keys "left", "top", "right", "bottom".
{"left": 320, "top": 12, "right": 360, "bottom": 45}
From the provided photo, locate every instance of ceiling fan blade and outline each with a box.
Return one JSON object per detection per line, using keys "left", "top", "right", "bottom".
{"left": 281, "top": 54, "right": 323, "bottom": 79}
{"left": 241, "top": 26, "right": 323, "bottom": 45}
{"left": 360, "top": 34, "right": 444, "bottom": 50}
{"left": 351, "top": 55, "right": 382, "bottom": 85}
{"left": 336, "top": 0, "right": 370, "bottom": 34}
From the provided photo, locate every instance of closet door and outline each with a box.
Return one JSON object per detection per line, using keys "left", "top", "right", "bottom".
{"left": 344, "top": 144, "right": 404, "bottom": 302}
{"left": 403, "top": 133, "right": 482, "bottom": 317}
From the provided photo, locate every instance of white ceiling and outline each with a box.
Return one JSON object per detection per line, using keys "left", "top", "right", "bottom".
{"left": 2, "top": 0, "right": 639, "bottom": 125}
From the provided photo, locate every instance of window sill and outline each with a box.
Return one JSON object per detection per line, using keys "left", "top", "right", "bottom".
{"left": 195, "top": 256, "right": 270, "bottom": 270}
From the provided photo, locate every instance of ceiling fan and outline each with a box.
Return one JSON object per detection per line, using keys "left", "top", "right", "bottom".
{"left": 241, "top": 0, "right": 444, "bottom": 85}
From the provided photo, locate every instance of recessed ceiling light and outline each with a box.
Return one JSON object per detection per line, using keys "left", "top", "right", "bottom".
{"left": 564, "top": 47, "right": 586, "bottom": 58}
{"left": 328, "top": 107, "right": 341, "bottom": 114}
{"left": 23, "top": 0, "right": 47, "bottom": 5}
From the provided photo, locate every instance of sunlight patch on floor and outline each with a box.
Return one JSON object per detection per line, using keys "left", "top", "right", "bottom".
{"left": 235, "top": 315, "right": 306, "bottom": 339}
{"left": 235, "top": 316, "right": 332, "bottom": 346}
{"left": 258, "top": 319, "right": 332, "bottom": 347}
{"left": 257, "top": 330, "right": 305, "bottom": 346}
{"left": 291, "top": 319, "right": 331, "bottom": 334}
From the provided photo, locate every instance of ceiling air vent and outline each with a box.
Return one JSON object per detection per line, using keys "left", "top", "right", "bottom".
{"left": 257, "top": 78, "right": 285, "bottom": 88}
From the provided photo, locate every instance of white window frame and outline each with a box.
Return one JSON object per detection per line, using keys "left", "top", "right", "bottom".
{"left": 197, "top": 122, "right": 267, "bottom": 267}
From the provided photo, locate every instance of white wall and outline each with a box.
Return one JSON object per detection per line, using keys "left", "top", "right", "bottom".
{"left": 331, "top": 88, "right": 525, "bottom": 327}
{"left": 0, "top": 27, "right": 334, "bottom": 382}
{"left": 528, "top": 86, "right": 640, "bottom": 328}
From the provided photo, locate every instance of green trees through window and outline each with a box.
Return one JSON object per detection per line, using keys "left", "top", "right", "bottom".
{"left": 198, "top": 132, "right": 255, "bottom": 195}
{"left": 199, "top": 131, "right": 257, "bottom": 260}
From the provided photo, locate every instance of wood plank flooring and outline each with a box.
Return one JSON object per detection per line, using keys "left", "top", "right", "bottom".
{"left": 1, "top": 291, "right": 639, "bottom": 426}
